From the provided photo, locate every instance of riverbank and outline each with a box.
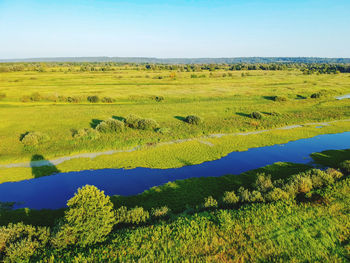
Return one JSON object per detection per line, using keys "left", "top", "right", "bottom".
{"left": 1, "top": 119, "right": 350, "bottom": 184}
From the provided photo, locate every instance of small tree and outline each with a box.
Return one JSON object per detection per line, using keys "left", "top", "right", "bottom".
{"left": 185, "top": 115, "right": 202, "bottom": 125}
{"left": 251, "top": 112, "right": 262, "bottom": 119}
{"left": 87, "top": 95, "right": 99, "bottom": 103}
{"left": 137, "top": 118, "right": 159, "bottom": 130}
{"left": 57, "top": 185, "right": 116, "bottom": 247}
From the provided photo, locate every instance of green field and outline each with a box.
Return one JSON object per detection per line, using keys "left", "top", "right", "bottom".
{"left": 0, "top": 66, "right": 350, "bottom": 183}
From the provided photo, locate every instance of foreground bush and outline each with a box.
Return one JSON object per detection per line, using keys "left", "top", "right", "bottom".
{"left": 0, "top": 223, "right": 50, "bottom": 262}
{"left": 185, "top": 115, "right": 202, "bottom": 125}
{"left": 340, "top": 160, "right": 350, "bottom": 174}
{"left": 125, "top": 114, "right": 142, "bottom": 129}
{"left": 250, "top": 111, "right": 262, "bottom": 119}
{"left": 20, "top": 131, "right": 49, "bottom": 146}
{"left": 116, "top": 206, "right": 150, "bottom": 225}
{"left": 137, "top": 118, "right": 159, "bottom": 130}
{"left": 72, "top": 128, "right": 100, "bottom": 140}
{"left": 96, "top": 118, "right": 125, "bottom": 133}
{"left": 54, "top": 185, "right": 116, "bottom": 247}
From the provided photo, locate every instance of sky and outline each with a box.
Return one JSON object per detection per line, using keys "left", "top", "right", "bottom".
{"left": 0, "top": 0, "right": 349, "bottom": 59}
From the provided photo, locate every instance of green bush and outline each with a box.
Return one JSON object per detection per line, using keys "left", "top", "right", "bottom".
{"left": 56, "top": 185, "right": 116, "bottom": 247}
{"left": 287, "top": 174, "right": 313, "bottom": 194}
{"left": 96, "top": 118, "right": 125, "bottom": 133}
{"left": 325, "top": 168, "right": 343, "bottom": 179}
{"left": 125, "top": 114, "right": 142, "bottom": 129}
{"left": 250, "top": 111, "right": 262, "bottom": 119}
{"left": 30, "top": 92, "right": 42, "bottom": 102}
{"left": 137, "top": 118, "right": 159, "bottom": 130}
{"left": 155, "top": 127, "right": 170, "bottom": 134}
{"left": 340, "top": 160, "right": 350, "bottom": 174}
{"left": 66, "top": 96, "right": 84, "bottom": 103}
{"left": 155, "top": 96, "right": 164, "bottom": 102}
{"left": 254, "top": 173, "right": 273, "bottom": 193}
{"left": 273, "top": 96, "right": 287, "bottom": 102}
{"left": 87, "top": 95, "right": 100, "bottom": 103}
{"left": 152, "top": 206, "right": 170, "bottom": 218}
{"left": 308, "top": 169, "right": 335, "bottom": 188}
{"left": 116, "top": 206, "right": 150, "bottom": 225}
{"left": 310, "top": 93, "right": 321, "bottom": 99}
{"left": 238, "top": 187, "right": 264, "bottom": 203}
{"left": 223, "top": 191, "right": 239, "bottom": 205}
{"left": 185, "top": 115, "right": 202, "bottom": 125}
{"left": 20, "top": 132, "right": 49, "bottom": 146}
{"left": 0, "top": 223, "right": 50, "bottom": 262}
{"left": 101, "top": 97, "right": 114, "bottom": 103}
{"left": 203, "top": 196, "right": 218, "bottom": 208}
{"left": 265, "top": 188, "right": 290, "bottom": 202}
{"left": 72, "top": 128, "right": 100, "bottom": 140}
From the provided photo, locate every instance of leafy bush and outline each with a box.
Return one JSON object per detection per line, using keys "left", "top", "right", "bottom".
{"left": 116, "top": 206, "right": 150, "bottom": 225}
{"left": 265, "top": 188, "right": 290, "bottom": 202}
{"left": 20, "top": 132, "right": 49, "bottom": 146}
{"left": 0, "top": 223, "right": 50, "bottom": 262}
{"left": 30, "top": 92, "right": 42, "bottom": 101}
{"left": 325, "top": 168, "right": 343, "bottom": 179}
{"left": 0, "top": 92, "right": 6, "bottom": 100}
{"left": 310, "top": 93, "right": 321, "bottom": 99}
{"left": 154, "top": 96, "right": 164, "bottom": 102}
{"left": 308, "top": 169, "right": 335, "bottom": 188}
{"left": 254, "top": 173, "right": 273, "bottom": 193}
{"left": 287, "top": 174, "right": 313, "bottom": 194}
{"left": 125, "top": 114, "right": 142, "bottom": 129}
{"left": 340, "top": 160, "right": 350, "bottom": 175}
{"left": 185, "top": 115, "right": 202, "bottom": 125}
{"left": 101, "top": 97, "right": 114, "bottom": 103}
{"left": 238, "top": 187, "right": 264, "bottom": 203}
{"left": 87, "top": 95, "right": 99, "bottom": 103}
{"left": 273, "top": 96, "right": 287, "bottom": 102}
{"left": 137, "top": 118, "right": 159, "bottom": 130}
{"left": 152, "top": 206, "right": 170, "bottom": 218}
{"left": 66, "top": 96, "right": 84, "bottom": 103}
{"left": 155, "top": 127, "right": 170, "bottom": 134}
{"left": 55, "top": 185, "right": 116, "bottom": 247}
{"left": 250, "top": 111, "right": 262, "bottom": 119}
{"left": 96, "top": 118, "right": 125, "bottom": 133}
{"left": 223, "top": 191, "right": 239, "bottom": 205}
{"left": 203, "top": 196, "right": 218, "bottom": 208}
{"left": 72, "top": 128, "right": 100, "bottom": 140}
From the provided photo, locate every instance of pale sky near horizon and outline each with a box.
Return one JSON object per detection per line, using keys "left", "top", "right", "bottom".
{"left": 0, "top": 0, "right": 349, "bottom": 59}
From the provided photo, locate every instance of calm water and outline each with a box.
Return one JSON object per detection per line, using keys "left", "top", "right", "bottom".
{"left": 337, "top": 94, "right": 350, "bottom": 100}
{"left": 1, "top": 131, "right": 350, "bottom": 209}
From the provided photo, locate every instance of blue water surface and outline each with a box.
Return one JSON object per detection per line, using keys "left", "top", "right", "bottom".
{"left": 0, "top": 131, "right": 349, "bottom": 209}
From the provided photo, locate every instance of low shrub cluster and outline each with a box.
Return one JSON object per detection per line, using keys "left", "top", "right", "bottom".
{"left": 72, "top": 128, "right": 100, "bottom": 140}
{"left": 101, "top": 97, "right": 114, "bottom": 103}
{"left": 124, "top": 114, "right": 159, "bottom": 130}
{"left": 0, "top": 92, "right": 6, "bottom": 100}
{"left": 250, "top": 111, "right": 262, "bottom": 119}
{"left": 96, "top": 118, "right": 125, "bottom": 133}
{"left": 87, "top": 95, "right": 99, "bottom": 103}
{"left": 116, "top": 206, "right": 150, "bottom": 225}
{"left": 273, "top": 95, "right": 287, "bottom": 102}
{"left": 185, "top": 115, "right": 202, "bottom": 125}
{"left": 20, "top": 132, "right": 50, "bottom": 146}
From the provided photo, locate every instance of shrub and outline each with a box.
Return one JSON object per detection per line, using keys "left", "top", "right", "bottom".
{"left": 265, "top": 188, "right": 290, "bottom": 202}
{"left": 340, "top": 160, "right": 350, "bottom": 175}
{"left": 288, "top": 175, "right": 313, "bottom": 194}
{"left": 20, "top": 132, "right": 49, "bottom": 146}
{"left": 185, "top": 115, "right": 202, "bottom": 125}
{"left": 116, "top": 206, "right": 150, "bottom": 225}
{"left": 0, "top": 92, "right": 6, "bottom": 100}
{"left": 203, "top": 196, "right": 218, "bottom": 208}
{"left": 30, "top": 92, "right": 42, "bottom": 101}
{"left": 223, "top": 191, "right": 239, "bottom": 205}
{"left": 0, "top": 223, "right": 50, "bottom": 262}
{"left": 137, "top": 118, "right": 159, "bottom": 130}
{"left": 238, "top": 187, "right": 264, "bottom": 203}
{"left": 155, "top": 127, "right": 170, "bottom": 134}
{"left": 273, "top": 96, "right": 287, "bottom": 102}
{"left": 155, "top": 96, "right": 164, "bottom": 102}
{"left": 308, "top": 169, "right": 335, "bottom": 188}
{"left": 254, "top": 173, "right": 274, "bottom": 193}
{"left": 66, "top": 96, "right": 84, "bottom": 103}
{"left": 56, "top": 185, "right": 116, "bottom": 247}
{"left": 72, "top": 128, "right": 100, "bottom": 140}
{"left": 125, "top": 114, "right": 142, "bottom": 129}
{"left": 87, "top": 95, "right": 99, "bottom": 103}
{"left": 310, "top": 93, "right": 321, "bottom": 99}
{"left": 152, "top": 206, "right": 170, "bottom": 218}
{"left": 96, "top": 118, "right": 125, "bottom": 133}
{"left": 251, "top": 111, "right": 262, "bottom": 119}
{"left": 101, "top": 97, "right": 114, "bottom": 103}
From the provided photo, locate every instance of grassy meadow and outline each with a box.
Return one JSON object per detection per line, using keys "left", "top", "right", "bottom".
{"left": 0, "top": 66, "right": 350, "bottom": 182}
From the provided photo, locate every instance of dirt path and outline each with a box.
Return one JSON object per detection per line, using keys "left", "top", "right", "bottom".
{"left": 1, "top": 119, "right": 349, "bottom": 169}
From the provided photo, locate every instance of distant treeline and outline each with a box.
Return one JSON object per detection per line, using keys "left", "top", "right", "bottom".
{"left": 1, "top": 61, "right": 350, "bottom": 74}
{"left": 1, "top": 56, "right": 350, "bottom": 64}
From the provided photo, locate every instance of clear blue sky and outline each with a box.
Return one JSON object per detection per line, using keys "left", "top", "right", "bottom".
{"left": 0, "top": 0, "right": 349, "bottom": 58}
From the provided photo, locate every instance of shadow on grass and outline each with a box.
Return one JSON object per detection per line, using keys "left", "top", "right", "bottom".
{"left": 90, "top": 119, "right": 103, "bottom": 128}
{"left": 236, "top": 112, "right": 251, "bottom": 118}
{"left": 111, "top": 162, "right": 312, "bottom": 213}
{"left": 263, "top": 96, "right": 275, "bottom": 101}
{"left": 174, "top": 116, "right": 186, "bottom": 122}
{"left": 296, "top": 94, "right": 307, "bottom": 100}
{"left": 311, "top": 149, "right": 350, "bottom": 168}
{"left": 112, "top": 116, "right": 126, "bottom": 122}
{"left": 31, "top": 154, "right": 60, "bottom": 179}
